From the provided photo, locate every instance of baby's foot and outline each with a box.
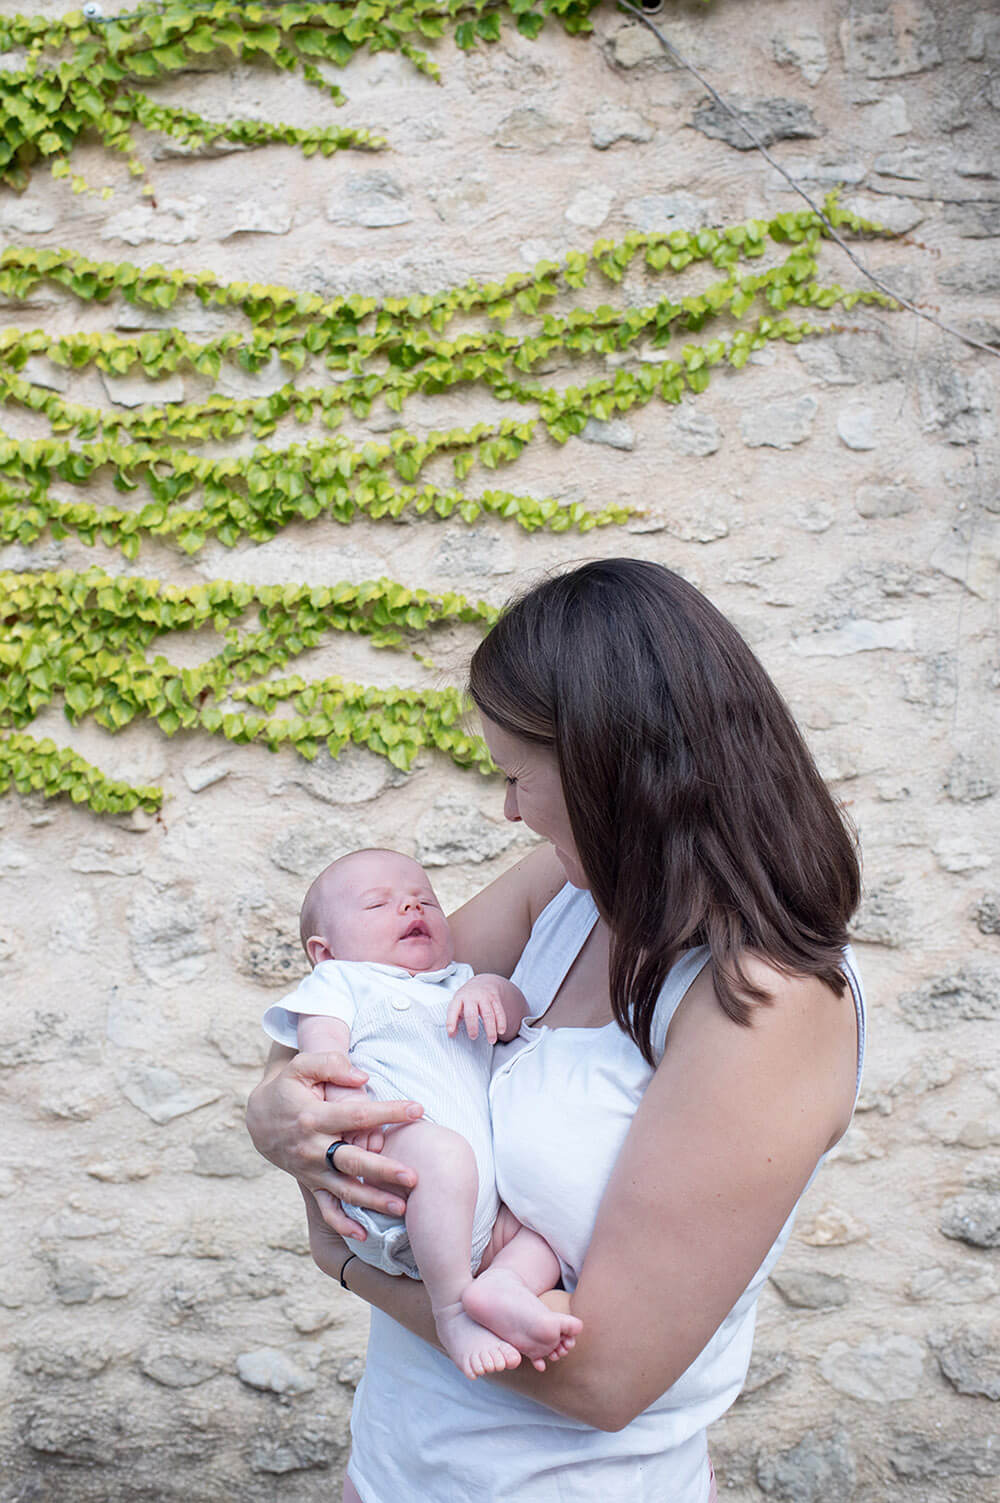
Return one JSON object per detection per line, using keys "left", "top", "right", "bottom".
{"left": 461, "top": 1268, "right": 583, "bottom": 1372}
{"left": 433, "top": 1300, "right": 523, "bottom": 1381}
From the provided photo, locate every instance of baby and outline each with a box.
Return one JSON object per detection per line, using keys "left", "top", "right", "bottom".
{"left": 262, "top": 847, "right": 582, "bottom": 1379}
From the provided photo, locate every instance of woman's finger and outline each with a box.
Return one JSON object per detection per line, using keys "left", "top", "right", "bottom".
{"left": 310, "top": 1187, "right": 367, "bottom": 1243}
{"left": 306, "top": 1093, "right": 424, "bottom": 1140}
{"left": 326, "top": 1143, "right": 411, "bottom": 1204}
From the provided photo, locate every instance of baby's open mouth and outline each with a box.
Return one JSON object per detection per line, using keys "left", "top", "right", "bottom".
{"left": 401, "top": 920, "right": 430, "bottom": 939}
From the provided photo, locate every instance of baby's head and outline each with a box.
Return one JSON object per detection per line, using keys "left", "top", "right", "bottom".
{"left": 300, "top": 848, "right": 454, "bottom": 975}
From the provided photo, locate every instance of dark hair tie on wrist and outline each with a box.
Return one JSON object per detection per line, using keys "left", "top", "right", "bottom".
{"left": 340, "top": 1252, "right": 359, "bottom": 1291}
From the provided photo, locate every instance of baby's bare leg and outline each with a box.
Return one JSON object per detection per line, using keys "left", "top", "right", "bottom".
{"left": 462, "top": 1218, "right": 583, "bottom": 1371}
{"left": 384, "top": 1121, "right": 521, "bottom": 1380}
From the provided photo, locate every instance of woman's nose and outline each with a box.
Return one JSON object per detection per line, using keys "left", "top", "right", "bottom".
{"left": 503, "top": 784, "right": 521, "bottom": 823}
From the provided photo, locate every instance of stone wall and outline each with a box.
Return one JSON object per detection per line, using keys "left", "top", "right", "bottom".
{"left": 1, "top": 1, "right": 998, "bottom": 1498}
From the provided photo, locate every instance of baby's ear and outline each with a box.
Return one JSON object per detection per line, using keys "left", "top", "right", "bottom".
{"left": 306, "top": 935, "right": 335, "bottom": 967}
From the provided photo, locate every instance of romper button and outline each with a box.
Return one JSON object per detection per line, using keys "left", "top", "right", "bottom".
{"left": 390, "top": 995, "right": 411, "bottom": 1011}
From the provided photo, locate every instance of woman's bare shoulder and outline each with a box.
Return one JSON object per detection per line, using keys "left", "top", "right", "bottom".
{"left": 667, "top": 954, "right": 860, "bottom": 1145}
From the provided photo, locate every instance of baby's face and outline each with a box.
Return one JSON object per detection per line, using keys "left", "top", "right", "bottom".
{"left": 309, "top": 850, "right": 454, "bottom": 974}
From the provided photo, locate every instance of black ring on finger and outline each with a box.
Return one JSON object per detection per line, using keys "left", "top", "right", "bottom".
{"left": 326, "top": 1140, "right": 349, "bottom": 1173}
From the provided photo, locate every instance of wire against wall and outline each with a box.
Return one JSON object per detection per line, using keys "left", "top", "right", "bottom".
{"left": 615, "top": 0, "right": 999, "bottom": 362}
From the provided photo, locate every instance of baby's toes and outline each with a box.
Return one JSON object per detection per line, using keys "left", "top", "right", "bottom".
{"left": 500, "top": 1341, "right": 521, "bottom": 1372}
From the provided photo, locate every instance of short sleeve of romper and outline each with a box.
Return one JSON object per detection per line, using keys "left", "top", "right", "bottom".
{"left": 261, "top": 962, "right": 358, "bottom": 1049}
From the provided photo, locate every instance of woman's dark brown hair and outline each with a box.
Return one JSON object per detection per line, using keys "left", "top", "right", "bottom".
{"left": 469, "top": 558, "right": 861, "bottom": 1063}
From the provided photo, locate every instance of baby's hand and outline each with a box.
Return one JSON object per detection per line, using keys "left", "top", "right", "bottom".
{"left": 346, "top": 1127, "right": 384, "bottom": 1154}
{"left": 447, "top": 979, "right": 508, "bottom": 1045}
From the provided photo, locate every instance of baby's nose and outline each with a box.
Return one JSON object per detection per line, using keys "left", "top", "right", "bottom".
{"left": 400, "top": 895, "right": 422, "bottom": 911}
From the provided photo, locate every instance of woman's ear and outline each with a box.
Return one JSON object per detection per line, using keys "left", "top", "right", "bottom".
{"left": 306, "top": 935, "right": 335, "bottom": 967}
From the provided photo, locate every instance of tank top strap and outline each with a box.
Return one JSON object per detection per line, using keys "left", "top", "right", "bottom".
{"left": 509, "top": 882, "right": 599, "bottom": 1020}
{"left": 650, "top": 948, "right": 712, "bottom": 1064}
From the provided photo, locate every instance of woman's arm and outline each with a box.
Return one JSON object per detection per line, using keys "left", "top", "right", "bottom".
{"left": 308, "top": 962, "right": 859, "bottom": 1429}
{"left": 524, "top": 960, "right": 860, "bottom": 1429}
{"left": 447, "top": 844, "right": 565, "bottom": 976}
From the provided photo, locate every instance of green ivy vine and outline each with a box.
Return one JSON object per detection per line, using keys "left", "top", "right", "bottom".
{"left": 0, "top": 569, "right": 494, "bottom": 812}
{"left": 0, "top": 174, "right": 890, "bottom": 817}
{"left": 1, "top": 0, "right": 609, "bottom": 193}
{"left": 0, "top": 203, "right": 894, "bottom": 563}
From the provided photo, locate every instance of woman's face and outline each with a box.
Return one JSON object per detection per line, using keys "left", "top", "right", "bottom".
{"left": 479, "top": 716, "right": 588, "bottom": 889}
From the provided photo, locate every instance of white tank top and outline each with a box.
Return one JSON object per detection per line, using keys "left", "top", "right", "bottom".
{"left": 348, "top": 884, "right": 867, "bottom": 1503}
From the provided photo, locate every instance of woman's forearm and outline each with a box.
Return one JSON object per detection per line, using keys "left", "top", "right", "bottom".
{"left": 303, "top": 1187, "right": 604, "bottom": 1422}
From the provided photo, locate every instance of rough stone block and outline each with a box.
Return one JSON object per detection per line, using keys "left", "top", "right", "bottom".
{"left": 236, "top": 1347, "right": 316, "bottom": 1395}
{"left": 415, "top": 793, "right": 518, "bottom": 867}
{"left": 945, "top": 753, "right": 997, "bottom": 803}
{"left": 326, "top": 173, "right": 413, "bottom": 228}
{"left": 851, "top": 884, "right": 910, "bottom": 947}
{"left": 494, "top": 107, "right": 566, "bottom": 151}
{"left": 288, "top": 744, "right": 406, "bottom": 806}
{"left": 588, "top": 101, "right": 654, "bottom": 150}
{"left": 772, "top": 29, "right": 829, "bottom": 86}
{"left": 975, "top": 893, "right": 1000, "bottom": 935}
{"left": 741, "top": 394, "right": 817, "bottom": 449}
{"left": 890, "top": 1434, "right": 1000, "bottom": 1480}
{"left": 770, "top": 1268, "right": 850, "bottom": 1309}
{"left": 900, "top": 967, "right": 999, "bottom": 1029}
{"left": 836, "top": 404, "right": 877, "bottom": 450}
{"left": 609, "top": 24, "right": 665, "bottom": 69}
{"left": 940, "top": 1191, "right": 1000, "bottom": 1248}
{"left": 192, "top": 1128, "right": 267, "bottom": 1179}
{"left": 119, "top": 1065, "right": 221, "bottom": 1125}
{"left": 854, "top": 484, "right": 918, "bottom": 519}
{"left": 757, "top": 1428, "right": 856, "bottom": 1502}
{"left": 101, "top": 196, "right": 206, "bottom": 246}
{"left": 791, "top": 617, "right": 913, "bottom": 656}
{"left": 819, "top": 1334, "right": 925, "bottom": 1401}
{"left": 665, "top": 407, "right": 721, "bottom": 457}
{"left": 797, "top": 1205, "right": 869, "bottom": 1246}
{"left": 692, "top": 96, "right": 822, "bottom": 151}
{"left": 930, "top": 1327, "right": 1000, "bottom": 1399}
{"left": 138, "top": 1346, "right": 221, "bottom": 1388}
{"left": 565, "top": 185, "right": 614, "bottom": 230}
{"left": 127, "top": 882, "right": 215, "bottom": 986}
{"left": 842, "top": 192, "right": 926, "bottom": 234}
{"left": 839, "top": 8, "right": 942, "bottom": 78}
{"left": 622, "top": 191, "right": 716, "bottom": 232}
{"left": 580, "top": 417, "right": 635, "bottom": 451}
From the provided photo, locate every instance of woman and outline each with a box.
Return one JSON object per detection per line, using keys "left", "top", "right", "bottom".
{"left": 246, "top": 558, "right": 866, "bottom": 1503}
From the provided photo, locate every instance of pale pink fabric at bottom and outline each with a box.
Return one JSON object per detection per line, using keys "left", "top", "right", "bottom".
{"left": 708, "top": 1459, "right": 718, "bottom": 1503}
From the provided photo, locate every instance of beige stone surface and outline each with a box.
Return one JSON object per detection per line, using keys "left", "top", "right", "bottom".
{"left": 1, "top": 1, "right": 999, "bottom": 1498}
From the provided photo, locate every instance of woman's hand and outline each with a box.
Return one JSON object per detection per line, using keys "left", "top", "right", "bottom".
{"left": 300, "top": 1183, "right": 352, "bottom": 1281}
{"left": 245, "top": 1046, "right": 425, "bottom": 1236}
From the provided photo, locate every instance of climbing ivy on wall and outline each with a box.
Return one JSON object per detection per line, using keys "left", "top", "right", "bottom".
{"left": 0, "top": 571, "right": 494, "bottom": 812}
{"left": 1, "top": 1, "right": 898, "bottom": 818}
{"left": 1, "top": 0, "right": 608, "bottom": 193}
{"left": 0, "top": 201, "right": 897, "bottom": 814}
